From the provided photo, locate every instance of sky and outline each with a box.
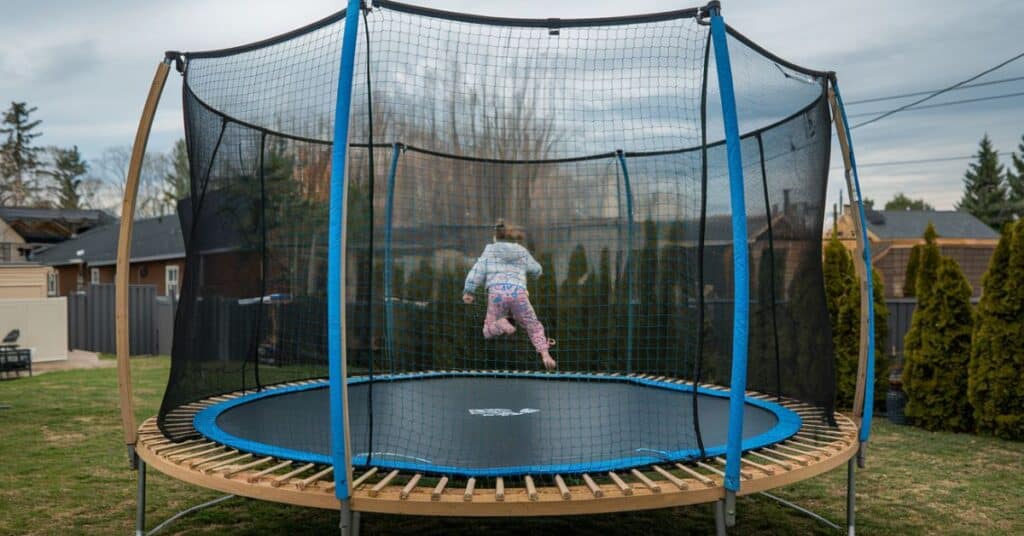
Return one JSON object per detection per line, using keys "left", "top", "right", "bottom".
{"left": 2, "top": 0, "right": 1023, "bottom": 213}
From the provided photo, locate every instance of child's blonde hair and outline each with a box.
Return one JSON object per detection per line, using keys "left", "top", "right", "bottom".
{"left": 494, "top": 220, "right": 525, "bottom": 243}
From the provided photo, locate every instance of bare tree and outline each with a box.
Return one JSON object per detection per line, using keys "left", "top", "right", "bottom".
{"left": 92, "top": 146, "right": 170, "bottom": 217}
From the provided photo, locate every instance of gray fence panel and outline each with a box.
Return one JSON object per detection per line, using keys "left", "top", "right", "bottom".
{"left": 66, "top": 284, "right": 162, "bottom": 356}
{"left": 886, "top": 298, "right": 916, "bottom": 357}
{"left": 154, "top": 296, "right": 177, "bottom": 356}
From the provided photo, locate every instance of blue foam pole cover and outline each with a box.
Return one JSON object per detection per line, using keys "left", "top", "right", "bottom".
{"left": 327, "top": 0, "right": 362, "bottom": 500}
{"left": 710, "top": 11, "right": 750, "bottom": 493}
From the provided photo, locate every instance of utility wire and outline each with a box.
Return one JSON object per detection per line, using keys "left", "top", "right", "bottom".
{"left": 844, "top": 75, "right": 1024, "bottom": 105}
{"left": 850, "top": 51, "right": 1024, "bottom": 129}
{"left": 847, "top": 90, "right": 1024, "bottom": 118}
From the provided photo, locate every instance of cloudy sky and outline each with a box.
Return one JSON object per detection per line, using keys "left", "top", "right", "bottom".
{"left": 2, "top": 0, "right": 1023, "bottom": 212}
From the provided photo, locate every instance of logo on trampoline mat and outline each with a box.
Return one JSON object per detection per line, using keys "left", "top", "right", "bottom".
{"left": 468, "top": 408, "right": 539, "bottom": 417}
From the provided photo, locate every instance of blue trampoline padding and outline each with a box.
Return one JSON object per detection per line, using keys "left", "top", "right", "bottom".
{"left": 193, "top": 372, "right": 801, "bottom": 478}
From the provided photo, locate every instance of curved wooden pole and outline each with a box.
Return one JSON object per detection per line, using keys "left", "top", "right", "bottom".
{"left": 828, "top": 88, "right": 870, "bottom": 426}
{"left": 117, "top": 59, "right": 172, "bottom": 464}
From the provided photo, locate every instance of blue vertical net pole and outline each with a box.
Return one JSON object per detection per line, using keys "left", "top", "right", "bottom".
{"left": 616, "top": 150, "right": 635, "bottom": 373}
{"left": 709, "top": 5, "right": 750, "bottom": 497}
{"left": 383, "top": 143, "right": 402, "bottom": 370}
{"left": 830, "top": 79, "right": 875, "bottom": 447}
{"left": 328, "top": 0, "right": 362, "bottom": 501}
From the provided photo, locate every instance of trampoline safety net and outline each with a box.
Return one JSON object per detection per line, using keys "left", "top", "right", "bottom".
{"left": 160, "top": 0, "right": 837, "bottom": 476}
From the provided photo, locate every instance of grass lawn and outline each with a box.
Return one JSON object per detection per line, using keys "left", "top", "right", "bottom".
{"left": 1, "top": 357, "right": 1021, "bottom": 535}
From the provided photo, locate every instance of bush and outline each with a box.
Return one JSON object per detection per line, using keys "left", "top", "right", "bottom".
{"left": 823, "top": 234, "right": 889, "bottom": 409}
{"left": 903, "top": 244, "right": 922, "bottom": 297}
{"left": 903, "top": 257, "right": 974, "bottom": 432}
{"left": 969, "top": 221, "right": 1024, "bottom": 439}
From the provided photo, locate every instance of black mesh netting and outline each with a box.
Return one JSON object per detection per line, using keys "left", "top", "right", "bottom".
{"left": 158, "top": 1, "right": 836, "bottom": 473}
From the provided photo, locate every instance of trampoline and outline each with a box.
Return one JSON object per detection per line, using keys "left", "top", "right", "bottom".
{"left": 193, "top": 373, "right": 802, "bottom": 476}
{"left": 115, "top": 1, "right": 878, "bottom": 534}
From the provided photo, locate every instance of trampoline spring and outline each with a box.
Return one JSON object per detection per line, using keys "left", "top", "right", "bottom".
{"left": 674, "top": 463, "right": 715, "bottom": 486}
{"left": 351, "top": 467, "right": 379, "bottom": 489}
{"left": 430, "top": 476, "right": 448, "bottom": 501}
{"left": 747, "top": 451, "right": 793, "bottom": 471}
{"left": 630, "top": 469, "right": 661, "bottom": 493}
{"left": 651, "top": 465, "right": 687, "bottom": 490}
{"left": 554, "top": 475, "right": 571, "bottom": 500}
{"left": 712, "top": 457, "right": 752, "bottom": 480}
{"left": 761, "top": 447, "right": 809, "bottom": 466}
{"left": 247, "top": 460, "right": 292, "bottom": 483}
{"left": 463, "top": 477, "right": 476, "bottom": 501}
{"left": 272, "top": 463, "right": 316, "bottom": 488}
{"left": 524, "top": 475, "right": 539, "bottom": 501}
{"left": 369, "top": 469, "right": 399, "bottom": 497}
{"left": 607, "top": 472, "right": 633, "bottom": 495}
{"left": 399, "top": 473, "right": 421, "bottom": 499}
{"left": 582, "top": 474, "right": 604, "bottom": 497}
{"left": 222, "top": 456, "right": 274, "bottom": 478}
{"left": 298, "top": 466, "right": 334, "bottom": 490}
{"left": 495, "top": 477, "right": 505, "bottom": 501}
{"left": 203, "top": 453, "right": 253, "bottom": 474}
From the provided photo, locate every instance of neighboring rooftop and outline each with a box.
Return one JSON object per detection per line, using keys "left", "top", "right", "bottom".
{"left": 31, "top": 216, "right": 184, "bottom": 267}
{"left": 0, "top": 206, "right": 114, "bottom": 243}
{"left": 863, "top": 209, "right": 999, "bottom": 240}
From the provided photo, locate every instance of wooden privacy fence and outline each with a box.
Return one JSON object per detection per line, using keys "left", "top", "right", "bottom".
{"left": 67, "top": 284, "right": 177, "bottom": 356}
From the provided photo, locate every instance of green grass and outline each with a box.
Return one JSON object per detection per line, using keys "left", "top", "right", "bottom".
{"left": 0, "top": 358, "right": 1021, "bottom": 535}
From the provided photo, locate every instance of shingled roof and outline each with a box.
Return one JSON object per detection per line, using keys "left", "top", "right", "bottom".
{"left": 31, "top": 216, "right": 184, "bottom": 267}
{"left": 864, "top": 210, "right": 998, "bottom": 240}
{"left": 0, "top": 206, "right": 114, "bottom": 243}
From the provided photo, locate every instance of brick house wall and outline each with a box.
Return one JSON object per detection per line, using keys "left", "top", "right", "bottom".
{"left": 52, "top": 259, "right": 185, "bottom": 296}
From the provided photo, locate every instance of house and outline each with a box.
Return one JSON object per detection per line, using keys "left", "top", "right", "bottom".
{"left": 0, "top": 263, "right": 54, "bottom": 299}
{"left": 0, "top": 206, "right": 113, "bottom": 262}
{"left": 32, "top": 216, "right": 185, "bottom": 297}
{"left": 832, "top": 208, "right": 999, "bottom": 298}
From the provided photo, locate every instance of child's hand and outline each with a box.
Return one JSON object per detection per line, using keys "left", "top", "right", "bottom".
{"left": 462, "top": 293, "right": 474, "bottom": 304}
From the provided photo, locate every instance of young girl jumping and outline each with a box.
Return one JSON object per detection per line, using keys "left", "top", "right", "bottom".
{"left": 463, "top": 222, "right": 556, "bottom": 370}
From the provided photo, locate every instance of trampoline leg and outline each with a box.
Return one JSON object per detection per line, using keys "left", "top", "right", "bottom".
{"left": 846, "top": 458, "right": 856, "bottom": 536}
{"left": 714, "top": 500, "right": 728, "bottom": 536}
{"left": 352, "top": 511, "right": 361, "bottom": 536}
{"left": 135, "top": 460, "right": 147, "bottom": 536}
{"left": 339, "top": 500, "right": 353, "bottom": 536}
{"left": 725, "top": 490, "right": 736, "bottom": 527}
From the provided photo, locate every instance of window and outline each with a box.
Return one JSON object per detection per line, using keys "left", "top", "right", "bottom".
{"left": 47, "top": 272, "right": 58, "bottom": 297}
{"left": 165, "top": 265, "right": 180, "bottom": 297}
{"left": 90, "top": 267, "right": 100, "bottom": 285}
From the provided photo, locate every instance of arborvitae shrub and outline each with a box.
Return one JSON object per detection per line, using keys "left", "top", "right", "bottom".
{"left": 903, "top": 244, "right": 922, "bottom": 297}
{"left": 969, "top": 221, "right": 1024, "bottom": 439}
{"left": 903, "top": 257, "right": 974, "bottom": 432}
{"left": 823, "top": 234, "right": 889, "bottom": 409}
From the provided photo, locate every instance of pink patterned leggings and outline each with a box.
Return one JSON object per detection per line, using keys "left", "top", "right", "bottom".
{"left": 483, "top": 284, "right": 550, "bottom": 352}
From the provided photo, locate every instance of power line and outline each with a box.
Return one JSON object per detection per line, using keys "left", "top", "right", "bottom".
{"left": 844, "top": 75, "right": 1024, "bottom": 105}
{"left": 847, "top": 90, "right": 1024, "bottom": 118}
{"left": 830, "top": 154, "right": 975, "bottom": 170}
{"left": 850, "top": 51, "right": 1024, "bottom": 129}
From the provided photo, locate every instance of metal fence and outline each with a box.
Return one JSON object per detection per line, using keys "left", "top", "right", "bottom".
{"left": 67, "top": 284, "right": 174, "bottom": 356}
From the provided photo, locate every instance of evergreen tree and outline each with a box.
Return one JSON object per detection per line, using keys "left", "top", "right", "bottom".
{"left": 163, "top": 138, "right": 191, "bottom": 213}
{"left": 823, "top": 233, "right": 889, "bottom": 408}
{"left": 903, "top": 245, "right": 922, "bottom": 297}
{"left": 956, "top": 134, "right": 1009, "bottom": 230}
{"left": 1007, "top": 134, "right": 1024, "bottom": 220}
{"left": 968, "top": 221, "right": 1024, "bottom": 439}
{"left": 41, "top": 146, "right": 89, "bottom": 209}
{"left": 915, "top": 223, "right": 941, "bottom": 300}
{"left": 0, "top": 101, "right": 45, "bottom": 205}
{"left": 885, "top": 193, "right": 934, "bottom": 211}
{"left": 903, "top": 257, "right": 974, "bottom": 432}
{"left": 823, "top": 232, "right": 855, "bottom": 328}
